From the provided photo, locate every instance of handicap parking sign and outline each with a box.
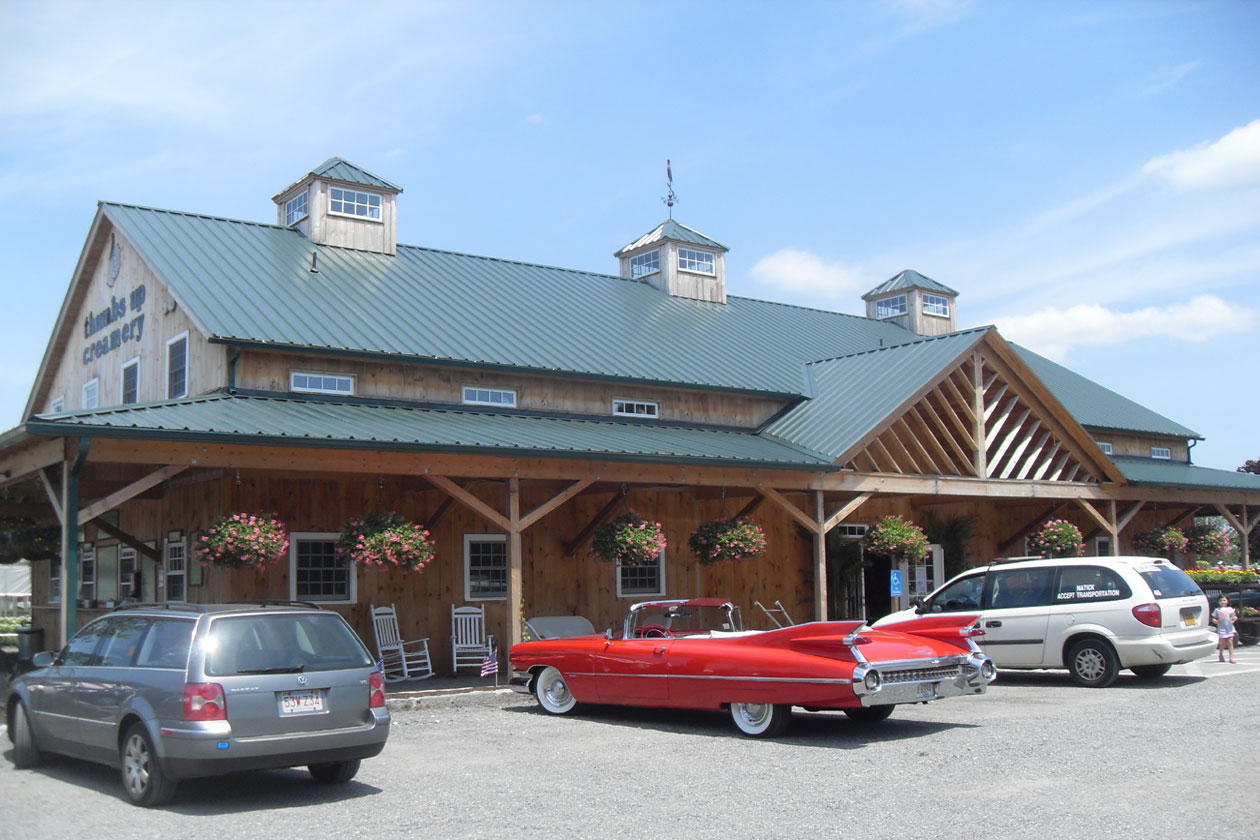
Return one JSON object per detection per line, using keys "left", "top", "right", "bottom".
{"left": 889, "top": 569, "right": 903, "bottom": 597}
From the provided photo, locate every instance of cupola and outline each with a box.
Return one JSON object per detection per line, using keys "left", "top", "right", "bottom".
{"left": 614, "top": 220, "right": 729, "bottom": 303}
{"left": 272, "top": 157, "right": 402, "bottom": 255}
{"left": 862, "top": 269, "right": 959, "bottom": 336}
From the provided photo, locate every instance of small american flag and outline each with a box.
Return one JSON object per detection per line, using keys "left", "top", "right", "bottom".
{"left": 480, "top": 646, "right": 498, "bottom": 678}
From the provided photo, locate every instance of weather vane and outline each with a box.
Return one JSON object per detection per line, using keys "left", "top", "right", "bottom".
{"left": 661, "top": 159, "right": 678, "bottom": 218}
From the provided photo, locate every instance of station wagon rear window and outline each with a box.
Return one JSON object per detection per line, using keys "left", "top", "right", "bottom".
{"left": 204, "top": 613, "right": 373, "bottom": 676}
{"left": 1137, "top": 565, "right": 1201, "bottom": 600}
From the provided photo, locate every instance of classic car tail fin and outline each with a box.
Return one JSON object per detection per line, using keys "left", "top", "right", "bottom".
{"left": 874, "top": 614, "right": 983, "bottom": 650}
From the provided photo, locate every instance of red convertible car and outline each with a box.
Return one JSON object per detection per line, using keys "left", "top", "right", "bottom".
{"left": 509, "top": 598, "right": 996, "bottom": 737}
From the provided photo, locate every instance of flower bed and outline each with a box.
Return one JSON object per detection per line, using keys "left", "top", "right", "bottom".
{"left": 1184, "top": 569, "right": 1259, "bottom": 587}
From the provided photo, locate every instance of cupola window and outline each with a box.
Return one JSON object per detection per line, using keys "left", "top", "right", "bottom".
{"left": 876, "top": 294, "right": 908, "bottom": 319}
{"left": 284, "top": 192, "right": 309, "bottom": 226}
{"left": 630, "top": 249, "right": 660, "bottom": 278}
{"left": 677, "top": 247, "right": 715, "bottom": 275}
{"left": 923, "top": 293, "right": 950, "bottom": 317}
{"left": 330, "top": 187, "right": 381, "bottom": 220}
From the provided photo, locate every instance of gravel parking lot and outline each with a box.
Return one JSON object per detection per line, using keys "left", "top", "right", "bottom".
{"left": 2, "top": 654, "right": 1256, "bottom": 838}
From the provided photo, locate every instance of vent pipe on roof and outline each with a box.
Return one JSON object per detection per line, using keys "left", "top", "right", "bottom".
{"left": 310, "top": 252, "right": 319, "bottom": 273}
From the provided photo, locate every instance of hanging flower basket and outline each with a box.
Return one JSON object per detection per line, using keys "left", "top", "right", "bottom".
{"left": 687, "top": 517, "right": 766, "bottom": 565}
{"left": 863, "top": 515, "right": 929, "bottom": 563}
{"left": 1028, "top": 519, "right": 1085, "bottom": 559}
{"left": 197, "top": 513, "right": 289, "bottom": 570}
{"left": 1133, "top": 526, "right": 1188, "bottom": 559}
{"left": 591, "top": 511, "right": 667, "bottom": 566}
{"left": 1184, "top": 524, "right": 1231, "bottom": 563}
{"left": 338, "top": 513, "right": 435, "bottom": 572}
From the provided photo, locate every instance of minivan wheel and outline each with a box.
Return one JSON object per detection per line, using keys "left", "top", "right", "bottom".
{"left": 1130, "top": 664, "right": 1172, "bottom": 679}
{"left": 120, "top": 722, "right": 177, "bottom": 807}
{"left": 309, "top": 759, "right": 361, "bottom": 784}
{"left": 1067, "top": 639, "right": 1119, "bottom": 688}
{"left": 10, "top": 701, "right": 42, "bottom": 768}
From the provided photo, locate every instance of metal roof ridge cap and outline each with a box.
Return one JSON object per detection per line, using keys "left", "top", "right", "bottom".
{"left": 804, "top": 325, "right": 993, "bottom": 367}
{"left": 102, "top": 201, "right": 291, "bottom": 232}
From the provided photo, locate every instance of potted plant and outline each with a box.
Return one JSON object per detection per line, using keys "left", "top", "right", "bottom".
{"left": 863, "top": 515, "right": 929, "bottom": 562}
{"left": 1184, "top": 523, "right": 1231, "bottom": 564}
{"left": 591, "top": 511, "right": 667, "bottom": 566}
{"left": 1028, "top": 519, "right": 1085, "bottom": 559}
{"left": 197, "top": 513, "right": 289, "bottom": 570}
{"left": 687, "top": 517, "right": 766, "bottom": 565}
{"left": 338, "top": 513, "right": 435, "bottom": 572}
{"left": 1133, "top": 526, "right": 1188, "bottom": 559}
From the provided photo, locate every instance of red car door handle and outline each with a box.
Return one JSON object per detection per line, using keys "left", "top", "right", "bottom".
{"left": 654, "top": 647, "right": 667, "bottom": 656}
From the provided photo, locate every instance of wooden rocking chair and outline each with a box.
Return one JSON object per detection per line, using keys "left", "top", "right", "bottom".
{"left": 371, "top": 603, "right": 433, "bottom": 683}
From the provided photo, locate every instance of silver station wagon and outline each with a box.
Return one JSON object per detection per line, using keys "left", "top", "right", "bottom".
{"left": 5, "top": 601, "right": 390, "bottom": 806}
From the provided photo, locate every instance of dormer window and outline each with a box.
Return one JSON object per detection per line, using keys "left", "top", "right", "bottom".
{"left": 630, "top": 249, "right": 660, "bottom": 278}
{"left": 876, "top": 294, "right": 908, "bottom": 319}
{"left": 923, "top": 294, "right": 950, "bottom": 317}
{"left": 613, "top": 399, "right": 659, "bottom": 419}
{"left": 291, "top": 372, "right": 354, "bottom": 395}
{"left": 677, "top": 247, "right": 715, "bottom": 275}
{"left": 284, "top": 192, "right": 309, "bottom": 227}
{"left": 463, "top": 386, "right": 517, "bottom": 407}
{"left": 1097, "top": 441, "right": 1113, "bottom": 455}
{"left": 330, "top": 187, "right": 381, "bottom": 220}
{"left": 1151, "top": 447, "right": 1171, "bottom": 460}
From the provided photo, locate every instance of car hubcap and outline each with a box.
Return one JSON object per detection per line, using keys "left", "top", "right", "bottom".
{"left": 1076, "top": 649, "right": 1104, "bottom": 681}
{"left": 734, "top": 703, "right": 770, "bottom": 729}
{"left": 123, "top": 734, "right": 151, "bottom": 797}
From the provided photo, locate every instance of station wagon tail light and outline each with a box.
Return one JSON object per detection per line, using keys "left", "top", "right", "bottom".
{"left": 369, "top": 671, "right": 386, "bottom": 708}
{"left": 1132, "top": 603, "right": 1162, "bottom": 628}
{"left": 183, "top": 683, "right": 226, "bottom": 721}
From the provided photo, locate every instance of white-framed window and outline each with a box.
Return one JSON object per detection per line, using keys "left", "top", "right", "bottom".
{"left": 677, "top": 247, "right": 715, "bottom": 275}
{"left": 464, "top": 534, "right": 508, "bottom": 601}
{"left": 1097, "top": 441, "right": 1113, "bottom": 455}
{"left": 165, "top": 533, "right": 186, "bottom": 602}
{"left": 630, "top": 249, "right": 660, "bottom": 278}
{"left": 49, "top": 395, "right": 65, "bottom": 414}
{"left": 922, "top": 294, "right": 950, "bottom": 317}
{"left": 617, "top": 551, "right": 666, "bottom": 598}
{"left": 462, "top": 386, "right": 517, "bottom": 408}
{"left": 285, "top": 191, "right": 309, "bottom": 226}
{"left": 290, "top": 372, "right": 354, "bottom": 395}
{"left": 166, "top": 332, "right": 188, "bottom": 399}
{"left": 49, "top": 562, "right": 61, "bottom": 604}
{"left": 121, "top": 357, "right": 139, "bottom": 405}
{"left": 613, "top": 399, "right": 659, "bottom": 419}
{"left": 329, "top": 187, "right": 382, "bottom": 220}
{"left": 833, "top": 523, "right": 869, "bottom": 539}
{"left": 82, "top": 378, "right": 99, "bottom": 410}
{"left": 79, "top": 544, "right": 96, "bottom": 602}
{"left": 1151, "top": 447, "right": 1171, "bottom": 460}
{"left": 289, "top": 533, "right": 355, "bottom": 604}
{"left": 119, "top": 546, "right": 138, "bottom": 601}
{"left": 876, "top": 294, "right": 908, "bottom": 319}
{"left": 1094, "top": 536, "right": 1112, "bottom": 557}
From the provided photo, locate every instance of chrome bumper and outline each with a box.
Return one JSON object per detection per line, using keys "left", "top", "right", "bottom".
{"left": 851, "top": 653, "right": 996, "bottom": 707}
{"left": 508, "top": 671, "right": 533, "bottom": 694}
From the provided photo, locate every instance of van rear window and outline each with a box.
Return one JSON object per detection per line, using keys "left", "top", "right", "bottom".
{"left": 1137, "top": 565, "right": 1201, "bottom": 600}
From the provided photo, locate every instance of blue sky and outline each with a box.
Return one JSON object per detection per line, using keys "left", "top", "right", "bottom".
{"left": 1, "top": 0, "right": 1257, "bottom": 470}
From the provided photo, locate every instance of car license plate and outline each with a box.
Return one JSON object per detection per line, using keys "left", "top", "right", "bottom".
{"left": 280, "top": 690, "right": 325, "bottom": 715}
{"left": 916, "top": 683, "right": 935, "bottom": 700}
{"left": 1181, "top": 609, "right": 1197, "bottom": 627}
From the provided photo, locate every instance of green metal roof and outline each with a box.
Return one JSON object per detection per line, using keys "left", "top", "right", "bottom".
{"left": 762, "top": 329, "right": 989, "bottom": 460}
{"left": 102, "top": 203, "right": 915, "bottom": 396}
{"left": 27, "top": 394, "right": 832, "bottom": 469}
{"left": 1011, "top": 345, "right": 1201, "bottom": 439}
{"left": 862, "top": 269, "right": 959, "bottom": 300}
{"left": 1112, "top": 456, "right": 1260, "bottom": 492}
{"left": 615, "top": 219, "right": 728, "bottom": 256}
{"left": 271, "top": 158, "right": 402, "bottom": 201}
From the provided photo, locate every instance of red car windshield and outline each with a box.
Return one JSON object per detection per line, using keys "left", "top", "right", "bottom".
{"left": 629, "top": 603, "right": 741, "bottom": 637}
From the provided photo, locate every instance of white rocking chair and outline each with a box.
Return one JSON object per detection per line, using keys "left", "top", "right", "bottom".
{"left": 451, "top": 604, "right": 496, "bottom": 675}
{"left": 371, "top": 603, "right": 433, "bottom": 683}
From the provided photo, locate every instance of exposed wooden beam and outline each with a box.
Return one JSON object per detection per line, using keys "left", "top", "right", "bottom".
{"left": 759, "top": 486, "right": 820, "bottom": 534}
{"left": 1116, "top": 502, "right": 1145, "bottom": 534}
{"left": 971, "top": 353, "right": 987, "bottom": 478}
{"left": 519, "top": 479, "right": 595, "bottom": 532}
{"left": 0, "top": 438, "right": 65, "bottom": 485}
{"left": 1214, "top": 503, "right": 1253, "bottom": 538}
{"left": 823, "top": 493, "right": 873, "bottom": 533}
{"left": 39, "top": 467, "right": 62, "bottom": 523}
{"left": 564, "top": 492, "right": 623, "bottom": 556}
{"left": 997, "top": 501, "right": 1070, "bottom": 556}
{"left": 77, "top": 464, "right": 189, "bottom": 526}
{"left": 1074, "top": 499, "right": 1114, "bottom": 534}
{"left": 90, "top": 517, "right": 161, "bottom": 561}
{"left": 507, "top": 477, "right": 523, "bottom": 649}
{"left": 424, "top": 473, "right": 511, "bottom": 532}
{"left": 426, "top": 496, "right": 456, "bottom": 530}
{"left": 813, "top": 490, "right": 826, "bottom": 621}
{"left": 917, "top": 397, "right": 976, "bottom": 475}
{"left": 732, "top": 496, "right": 763, "bottom": 520}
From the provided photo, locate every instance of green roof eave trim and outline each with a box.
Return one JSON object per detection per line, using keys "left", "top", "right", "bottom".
{"left": 1110, "top": 456, "right": 1260, "bottom": 493}
{"left": 23, "top": 419, "right": 836, "bottom": 473}
{"left": 207, "top": 336, "right": 807, "bottom": 400}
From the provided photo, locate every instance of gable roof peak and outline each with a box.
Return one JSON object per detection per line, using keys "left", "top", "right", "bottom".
{"left": 271, "top": 157, "right": 402, "bottom": 201}
{"left": 615, "top": 218, "right": 728, "bottom": 257}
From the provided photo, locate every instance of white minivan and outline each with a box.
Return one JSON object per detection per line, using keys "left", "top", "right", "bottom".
{"left": 873, "top": 556, "right": 1215, "bottom": 687}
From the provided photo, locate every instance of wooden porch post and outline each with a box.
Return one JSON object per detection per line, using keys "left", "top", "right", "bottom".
{"left": 507, "top": 477, "right": 523, "bottom": 648}
{"left": 814, "top": 490, "right": 827, "bottom": 621}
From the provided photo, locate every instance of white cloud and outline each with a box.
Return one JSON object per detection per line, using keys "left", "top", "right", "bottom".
{"left": 748, "top": 249, "right": 872, "bottom": 302}
{"left": 1142, "top": 118, "right": 1260, "bottom": 191}
{"left": 992, "top": 295, "right": 1256, "bottom": 361}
